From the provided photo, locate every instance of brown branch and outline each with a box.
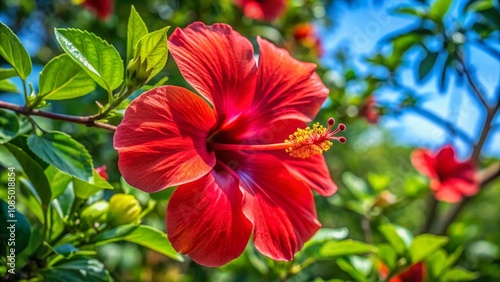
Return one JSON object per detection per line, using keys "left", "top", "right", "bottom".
{"left": 456, "top": 51, "right": 489, "bottom": 109}
{"left": 0, "top": 100, "right": 116, "bottom": 131}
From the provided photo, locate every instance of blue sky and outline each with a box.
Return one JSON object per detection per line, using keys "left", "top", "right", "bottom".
{"left": 320, "top": 0, "right": 500, "bottom": 158}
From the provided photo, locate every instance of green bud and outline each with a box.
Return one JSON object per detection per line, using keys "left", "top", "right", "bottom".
{"left": 127, "top": 57, "right": 153, "bottom": 88}
{"left": 107, "top": 194, "right": 142, "bottom": 227}
{"left": 80, "top": 200, "right": 109, "bottom": 229}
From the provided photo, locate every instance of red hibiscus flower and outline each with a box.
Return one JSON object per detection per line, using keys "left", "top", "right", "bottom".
{"left": 411, "top": 145, "right": 478, "bottom": 203}
{"left": 292, "top": 23, "right": 324, "bottom": 56}
{"left": 114, "top": 22, "right": 346, "bottom": 267}
{"left": 80, "top": 0, "right": 114, "bottom": 20}
{"left": 360, "top": 95, "right": 379, "bottom": 124}
{"left": 379, "top": 262, "right": 426, "bottom": 282}
{"left": 95, "top": 165, "right": 108, "bottom": 180}
{"left": 234, "top": 0, "right": 287, "bottom": 21}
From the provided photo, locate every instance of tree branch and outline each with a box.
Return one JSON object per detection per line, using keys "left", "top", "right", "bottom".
{"left": 456, "top": 50, "right": 489, "bottom": 108}
{"left": 0, "top": 100, "right": 117, "bottom": 131}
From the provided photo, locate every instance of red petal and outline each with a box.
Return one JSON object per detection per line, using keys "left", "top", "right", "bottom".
{"left": 225, "top": 152, "right": 321, "bottom": 260}
{"left": 169, "top": 22, "right": 257, "bottom": 123}
{"left": 235, "top": 0, "right": 287, "bottom": 21}
{"left": 167, "top": 163, "right": 252, "bottom": 267}
{"left": 114, "top": 86, "right": 216, "bottom": 192}
{"left": 432, "top": 180, "right": 463, "bottom": 203}
{"left": 435, "top": 145, "right": 460, "bottom": 178}
{"left": 253, "top": 37, "right": 328, "bottom": 123}
{"left": 411, "top": 149, "right": 438, "bottom": 178}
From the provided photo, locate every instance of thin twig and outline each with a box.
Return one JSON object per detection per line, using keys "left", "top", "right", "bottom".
{"left": 0, "top": 100, "right": 116, "bottom": 131}
{"left": 456, "top": 50, "right": 489, "bottom": 108}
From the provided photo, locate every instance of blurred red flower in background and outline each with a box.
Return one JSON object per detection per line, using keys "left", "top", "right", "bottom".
{"left": 78, "top": 0, "right": 114, "bottom": 20}
{"left": 379, "top": 262, "right": 426, "bottom": 282}
{"left": 234, "top": 0, "right": 287, "bottom": 21}
{"left": 411, "top": 145, "right": 478, "bottom": 203}
{"left": 293, "top": 23, "right": 324, "bottom": 56}
{"left": 114, "top": 22, "right": 345, "bottom": 267}
{"left": 360, "top": 95, "right": 379, "bottom": 124}
{"left": 95, "top": 165, "right": 108, "bottom": 180}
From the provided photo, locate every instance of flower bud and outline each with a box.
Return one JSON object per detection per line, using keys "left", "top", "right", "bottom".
{"left": 107, "top": 194, "right": 142, "bottom": 227}
{"left": 127, "top": 57, "right": 153, "bottom": 88}
{"left": 80, "top": 200, "right": 109, "bottom": 229}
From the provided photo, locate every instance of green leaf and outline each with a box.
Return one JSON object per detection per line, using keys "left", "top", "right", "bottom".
{"left": 127, "top": 6, "right": 148, "bottom": 64}
{"left": 0, "top": 79, "right": 18, "bottom": 93}
{"left": 465, "top": 0, "right": 494, "bottom": 12}
{"left": 27, "top": 131, "right": 93, "bottom": 182}
{"left": 55, "top": 28, "right": 123, "bottom": 92}
{"left": 377, "top": 243, "right": 398, "bottom": 270}
{"left": 342, "top": 172, "right": 371, "bottom": 199}
{"left": 134, "top": 26, "right": 169, "bottom": 82}
{"left": 299, "top": 228, "right": 349, "bottom": 259}
{"left": 392, "top": 6, "right": 425, "bottom": 17}
{"left": 337, "top": 257, "right": 367, "bottom": 282}
{"left": 443, "top": 268, "right": 479, "bottom": 281}
{"left": 0, "top": 200, "right": 31, "bottom": 256}
{"left": 0, "top": 22, "right": 32, "bottom": 79}
{"left": 430, "top": 0, "right": 452, "bottom": 19}
{"left": 409, "top": 234, "right": 448, "bottom": 263}
{"left": 318, "top": 240, "right": 376, "bottom": 259}
{"left": 379, "top": 224, "right": 413, "bottom": 255}
{"left": 44, "top": 165, "right": 72, "bottom": 199}
{"left": 0, "top": 143, "right": 51, "bottom": 206}
{"left": 0, "top": 109, "right": 19, "bottom": 144}
{"left": 73, "top": 170, "right": 113, "bottom": 199}
{"left": 418, "top": 51, "right": 439, "bottom": 81}
{"left": 479, "top": 8, "right": 500, "bottom": 30}
{"left": 40, "top": 256, "right": 111, "bottom": 282}
{"left": 0, "top": 68, "right": 17, "bottom": 80}
{"left": 95, "top": 225, "right": 183, "bottom": 261}
{"left": 53, "top": 244, "right": 78, "bottom": 258}
{"left": 39, "top": 54, "right": 96, "bottom": 100}
{"left": 426, "top": 249, "right": 447, "bottom": 279}
{"left": 94, "top": 224, "right": 138, "bottom": 242}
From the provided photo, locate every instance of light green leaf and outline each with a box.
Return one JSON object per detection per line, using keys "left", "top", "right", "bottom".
{"left": 465, "top": 0, "right": 494, "bottom": 12}
{"left": 318, "top": 240, "right": 376, "bottom": 259}
{"left": 0, "top": 143, "right": 52, "bottom": 206}
{"left": 134, "top": 26, "right": 169, "bottom": 82}
{"left": 0, "top": 79, "right": 18, "bottom": 93}
{"left": 0, "top": 22, "right": 32, "bottom": 79}
{"left": 95, "top": 225, "right": 183, "bottom": 261}
{"left": 41, "top": 257, "right": 111, "bottom": 282}
{"left": 430, "top": 0, "right": 452, "bottom": 19}
{"left": 0, "top": 109, "right": 19, "bottom": 144}
{"left": 127, "top": 6, "right": 148, "bottom": 63}
{"left": 409, "top": 234, "right": 448, "bottom": 263}
{"left": 337, "top": 257, "right": 368, "bottom": 282}
{"left": 377, "top": 243, "right": 398, "bottom": 270}
{"left": 0, "top": 68, "right": 17, "bottom": 80}
{"left": 73, "top": 170, "right": 113, "bottom": 199}
{"left": 27, "top": 131, "right": 93, "bottom": 182}
{"left": 39, "top": 54, "right": 96, "bottom": 100}
{"left": 44, "top": 165, "right": 72, "bottom": 200}
{"left": 379, "top": 224, "right": 413, "bottom": 255}
{"left": 443, "top": 268, "right": 479, "bottom": 281}
{"left": 342, "top": 172, "right": 371, "bottom": 199}
{"left": 0, "top": 200, "right": 31, "bottom": 256}
{"left": 55, "top": 28, "right": 123, "bottom": 92}
{"left": 418, "top": 51, "right": 439, "bottom": 81}
{"left": 426, "top": 249, "right": 447, "bottom": 279}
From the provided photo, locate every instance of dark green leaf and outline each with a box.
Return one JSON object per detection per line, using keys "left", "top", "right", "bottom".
{"left": 0, "top": 143, "right": 51, "bottom": 206}
{"left": 39, "top": 54, "right": 96, "bottom": 100}
{"left": 55, "top": 28, "right": 123, "bottom": 92}
{"left": 73, "top": 170, "right": 113, "bottom": 199}
{"left": 40, "top": 256, "right": 111, "bottom": 282}
{"left": 318, "top": 240, "right": 376, "bottom": 259}
{"left": 0, "top": 109, "right": 19, "bottom": 144}
{"left": 418, "top": 51, "right": 439, "bottom": 81}
{"left": 392, "top": 6, "right": 425, "bottom": 17}
{"left": 127, "top": 5, "right": 148, "bottom": 63}
{"left": 0, "top": 22, "right": 32, "bottom": 79}
{"left": 409, "top": 234, "right": 448, "bottom": 263}
{"left": 27, "top": 131, "right": 93, "bottom": 182}
{"left": 465, "top": 0, "right": 494, "bottom": 12}
{"left": 0, "top": 68, "right": 17, "bottom": 80}
{"left": 54, "top": 244, "right": 78, "bottom": 257}
{"left": 0, "top": 200, "right": 31, "bottom": 256}
{"left": 94, "top": 224, "right": 138, "bottom": 242}
{"left": 479, "top": 7, "right": 500, "bottom": 30}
